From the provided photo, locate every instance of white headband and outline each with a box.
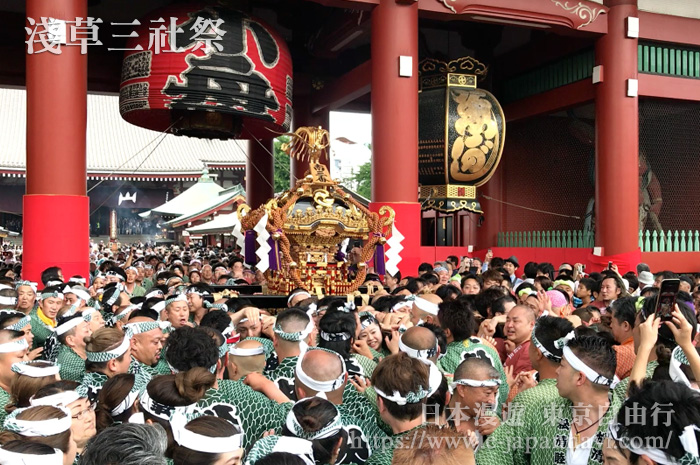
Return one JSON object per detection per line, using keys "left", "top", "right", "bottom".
{"left": 319, "top": 330, "right": 352, "bottom": 342}
{"left": 30, "top": 390, "right": 81, "bottom": 408}
{"left": 288, "top": 291, "right": 311, "bottom": 306}
{"left": 170, "top": 410, "right": 243, "bottom": 453}
{"left": 669, "top": 345, "right": 695, "bottom": 390}
{"left": 0, "top": 446, "right": 62, "bottom": 465}
{"left": 450, "top": 378, "right": 502, "bottom": 390}
{"left": 398, "top": 335, "right": 438, "bottom": 360}
{"left": 0, "top": 296, "right": 17, "bottom": 306}
{"left": 272, "top": 437, "right": 315, "bottom": 465}
{"left": 11, "top": 362, "right": 60, "bottom": 378}
{"left": 531, "top": 327, "right": 562, "bottom": 363}
{"left": 111, "top": 390, "right": 139, "bottom": 417}
{"left": 70, "top": 289, "right": 91, "bottom": 303}
{"left": 295, "top": 349, "right": 347, "bottom": 393}
{"left": 285, "top": 400, "right": 343, "bottom": 440}
{"left": 391, "top": 301, "right": 413, "bottom": 313}
{"left": 6, "top": 314, "right": 31, "bottom": 332}
{"left": 86, "top": 334, "right": 130, "bottom": 363}
{"left": 413, "top": 297, "right": 439, "bottom": 316}
{"left": 4, "top": 406, "right": 72, "bottom": 437}
{"left": 140, "top": 388, "right": 195, "bottom": 421}
{"left": 55, "top": 316, "right": 84, "bottom": 336}
{"left": 0, "top": 338, "right": 28, "bottom": 353}
{"left": 610, "top": 423, "right": 700, "bottom": 465}
{"left": 563, "top": 346, "right": 619, "bottom": 388}
{"left": 151, "top": 301, "right": 166, "bottom": 315}
{"left": 374, "top": 384, "right": 429, "bottom": 406}
{"left": 229, "top": 344, "right": 265, "bottom": 356}
{"left": 15, "top": 281, "right": 38, "bottom": 293}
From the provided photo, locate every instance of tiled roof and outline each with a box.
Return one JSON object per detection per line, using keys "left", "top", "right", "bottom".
{"left": 0, "top": 88, "right": 247, "bottom": 180}
{"left": 165, "top": 184, "right": 245, "bottom": 228}
{"left": 186, "top": 212, "right": 239, "bottom": 234}
{"left": 140, "top": 171, "right": 225, "bottom": 217}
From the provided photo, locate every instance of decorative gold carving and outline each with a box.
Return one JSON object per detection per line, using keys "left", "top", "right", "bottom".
{"left": 550, "top": 1, "right": 604, "bottom": 29}
{"left": 447, "top": 73, "right": 477, "bottom": 88}
{"left": 239, "top": 126, "right": 393, "bottom": 296}
{"left": 449, "top": 88, "right": 503, "bottom": 183}
{"left": 420, "top": 57, "right": 488, "bottom": 79}
{"left": 420, "top": 185, "right": 476, "bottom": 199}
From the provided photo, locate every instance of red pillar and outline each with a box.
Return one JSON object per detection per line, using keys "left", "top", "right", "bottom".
{"left": 246, "top": 139, "right": 275, "bottom": 209}
{"left": 370, "top": 0, "right": 420, "bottom": 275}
{"left": 476, "top": 164, "right": 504, "bottom": 250}
{"left": 24, "top": 0, "right": 90, "bottom": 283}
{"left": 595, "top": 0, "right": 639, "bottom": 256}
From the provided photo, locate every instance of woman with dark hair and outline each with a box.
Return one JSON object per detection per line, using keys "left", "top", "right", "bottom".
{"left": 318, "top": 308, "right": 376, "bottom": 379}
{"left": 94, "top": 373, "right": 141, "bottom": 432}
{"left": 280, "top": 397, "right": 347, "bottom": 465}
{"left": 31, "top": 380, "right": 97, "bottom": 459}
{"left": 356, "top": 312, "right": 389, "bottom": 362}
{"left": 171, "top": 415, "right": 244, "bottom": 465}
{"left": 2, "top": 405, "right": 77, "bottom": 465}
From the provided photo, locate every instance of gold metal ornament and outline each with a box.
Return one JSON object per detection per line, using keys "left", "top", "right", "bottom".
{"left": 239, "top": 126, "right": 395, "bottom": 296}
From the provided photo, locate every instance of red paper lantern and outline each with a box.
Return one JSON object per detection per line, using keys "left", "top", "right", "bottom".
{"left": 119, "top": 3, "right": 292, "bottom": 139}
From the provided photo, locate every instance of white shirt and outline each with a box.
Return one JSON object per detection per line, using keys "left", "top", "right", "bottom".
{"left": 566, "top": 429, "right": 594, "bottom": 465}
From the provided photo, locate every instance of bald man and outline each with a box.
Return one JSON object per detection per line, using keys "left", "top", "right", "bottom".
{"left": 228, "top": 339, "right": 266, "bottom": 381}
{"left": 410, "top": 294, "right": 442, "bottom": 326}
{"left": 295, "top": 348, "right": 347, "bottom": 404}
{"left": 450, "top": 357, "right": 502, "bottom": 443}
{"left": 125, "top": 316, "right": 168, "bottom": 380}
{"left": 503, "top": 305, "right": 536, "bottom": 376}
{"left": 399, "top": 326, "right": 440, "bottom": 363}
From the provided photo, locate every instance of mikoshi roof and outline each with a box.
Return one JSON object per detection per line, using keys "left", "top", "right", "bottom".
{"left": 165, "top": 184, "right": 245, "bottom": 228}
{"left": 140, "top": 170, "right": 226, "bottom": 218}
{"left": 0, "top": 87, "right": 246, "bottom": 180}
{"left": 186, "top": 212, "right": 240, "bottom": 234}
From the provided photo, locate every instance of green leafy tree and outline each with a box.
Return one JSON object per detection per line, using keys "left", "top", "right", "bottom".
{"left": 273, "top": 136, "right": 291, "bottom": 193}
{"left": 351, "top": 162, "right": 372, "bottom": 199}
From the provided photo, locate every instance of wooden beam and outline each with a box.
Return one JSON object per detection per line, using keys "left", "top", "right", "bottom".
{"left": 639, "top": 11, "right": 700, "bottom": 48}
{"left": 311, "top": 60, "right": 372, "bottom": 114}
{"left": 503, "top": 79, "right": 595, "bottom": 122}
{"left": 639, "top": 74, "right": 700, "bottom": 101}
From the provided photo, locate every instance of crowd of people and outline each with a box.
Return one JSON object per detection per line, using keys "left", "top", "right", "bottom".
{"left": 0, "top": 246, "right": 697, "bottom": 465}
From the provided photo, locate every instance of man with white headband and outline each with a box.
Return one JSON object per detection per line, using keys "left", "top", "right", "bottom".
{"left": 398, "top": 326, "right": 441, "bottom": 363}
{"left": 410, "top": 294, "right": 442, "bottom": 327}
{"left": 481, "top": 333, "right": 621, "bottom": 465}
{"left": 448, "top": 357, "right": 502, "bottom": 448}
{"left": 124, "top": 266, "right": 146, "bottom": 298}
{"left": 228, "top": 339, "right": 266, "bottom": 381}
{"left": 478, "top": 315, "right": 575, "bottom": 465}
{"left": 0, "top": 329, "right": 29, "bottom": 426}
{"left": 265, "top": 308, "right": 315, "bottom": 399}
{"left": 185, "top": 284, "right": 213, "bottom": 326}
{"left": 56, "top": 314, "right": 92, "bottom": 382}
{"left": 163, "top": 294, "right": 192, "bottom": 329}
{"left": 15, "top": 280, "right": 38, "bottom": 314}
{"left": 125, "top": 316, "right": 168, "bottom": 381}
{"left": 246, "top": 435, "right": 316, "bottom": 465}
{"left": 366, "top": 352, "right": 430, "bottom": 465}
{"left": 287, "top": 288, "right": 312, "bottom": 308}
{"left": 29, "top": 284, "right": 64, "bottom": 348}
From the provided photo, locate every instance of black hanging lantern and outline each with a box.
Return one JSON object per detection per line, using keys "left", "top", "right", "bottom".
{"left": 418, "top": 57, "right": 505, "bottom": 213}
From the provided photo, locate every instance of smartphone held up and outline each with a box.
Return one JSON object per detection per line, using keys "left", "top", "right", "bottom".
{"left": 655, "top": 278, "right": 680, "bottom": 321}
